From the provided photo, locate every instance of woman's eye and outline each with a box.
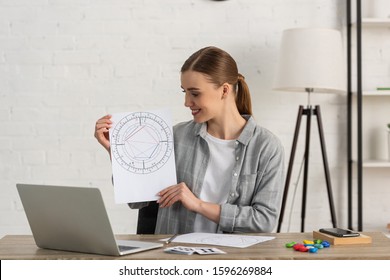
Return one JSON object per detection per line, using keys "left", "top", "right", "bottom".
{"left": 181, "top": 89, "right": 199, "bottom": 96}
{"left": 190, "top": 91, "right": 199, "bottom": 97}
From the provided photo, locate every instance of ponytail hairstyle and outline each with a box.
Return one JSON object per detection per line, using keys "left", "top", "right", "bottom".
{"left": 181, "top": 46, "right": 252, "bottom": 115}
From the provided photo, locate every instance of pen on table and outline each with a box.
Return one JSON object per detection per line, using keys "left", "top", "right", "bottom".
{"left": 165, "top": 234, "right": 178, "bottom": 245}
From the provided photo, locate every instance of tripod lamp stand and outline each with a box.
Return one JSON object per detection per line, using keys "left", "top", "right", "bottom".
{"left": 274, "top": 28, "right": 346, "bottom": 232}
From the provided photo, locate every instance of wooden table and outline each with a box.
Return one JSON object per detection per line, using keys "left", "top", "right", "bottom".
{"left": 1, "top": 232, "right": 390, "bottom": 260}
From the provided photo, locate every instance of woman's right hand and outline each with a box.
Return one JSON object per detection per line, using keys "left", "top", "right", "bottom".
{"left": 94, "top": 114, "right": 112, "bottom": 153}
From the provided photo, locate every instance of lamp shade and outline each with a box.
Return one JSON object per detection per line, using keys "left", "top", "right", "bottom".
{"left": 274, "top": 28, "right": 346, "bottom": 94}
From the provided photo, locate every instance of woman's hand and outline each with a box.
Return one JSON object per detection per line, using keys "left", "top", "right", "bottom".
{"left": 158, "top": 182, "right": 221, "bottom": 223}
{"left": 158, "top": 182, "right": 201, "bottom": 212}
{"left": 94, "top": 114, "right": 112, "bottom": 153}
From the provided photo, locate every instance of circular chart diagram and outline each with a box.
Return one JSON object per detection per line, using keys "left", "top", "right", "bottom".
{"left": 110, "top": 112, "right": 174, "bottom": 174}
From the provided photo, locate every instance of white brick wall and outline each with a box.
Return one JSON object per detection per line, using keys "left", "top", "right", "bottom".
{"left": 1, "top": 0, "right": 386, "bottom": 238}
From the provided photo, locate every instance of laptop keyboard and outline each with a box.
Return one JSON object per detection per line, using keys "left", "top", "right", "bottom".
{"left": 118, "top": 245, "right": 140, "bottom": 252}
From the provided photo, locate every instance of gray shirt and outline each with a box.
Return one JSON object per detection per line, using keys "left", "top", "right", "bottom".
{"left": 129, "top": 115, "right": 285, "bottom": 234}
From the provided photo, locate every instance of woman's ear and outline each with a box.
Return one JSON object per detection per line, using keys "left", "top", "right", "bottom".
{"left": 221, "top": 83, "right": 230, "bottom": 99}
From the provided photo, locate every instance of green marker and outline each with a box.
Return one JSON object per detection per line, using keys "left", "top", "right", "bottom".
{"left": 377, "top": 87, "right": 390, "bottom": 91}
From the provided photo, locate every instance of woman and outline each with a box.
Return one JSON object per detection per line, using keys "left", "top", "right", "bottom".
{"left": 95, "top": 46, "right": 285, "bottom": 234}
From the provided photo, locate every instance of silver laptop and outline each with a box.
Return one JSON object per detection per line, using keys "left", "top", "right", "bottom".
{"left": 16, "top": 183, "right": 163, "bottom": 256}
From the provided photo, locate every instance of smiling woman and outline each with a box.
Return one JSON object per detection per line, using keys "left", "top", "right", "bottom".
{"left": 94, "top": 46, "right": 285, "bottom": 234}
{"left": 180, "top": 47, "right": 252, "bottom": 132}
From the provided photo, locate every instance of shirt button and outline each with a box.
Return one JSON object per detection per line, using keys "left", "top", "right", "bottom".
{"left": 233, "top": 172, "right": 238, "bottom": 177}
{"left": 230, "top": 193, "right": 235, "bottom": 197}
{"left": 236, "top": 156, "right": 239, "bottom": 161}
{"left": 235, "top": 141, "right": 239, "bottom": 145}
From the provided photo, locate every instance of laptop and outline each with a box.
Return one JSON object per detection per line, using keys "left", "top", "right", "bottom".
{"left": 16, "top": 183, "right": 163, "bottom": 256}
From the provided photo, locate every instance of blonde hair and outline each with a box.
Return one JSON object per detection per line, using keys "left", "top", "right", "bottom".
{"left": 181, "top": 46, "right": 252, "bottom": 115}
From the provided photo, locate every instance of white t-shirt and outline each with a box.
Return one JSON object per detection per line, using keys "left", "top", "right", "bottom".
{"left": 193, "top": 133, "right": 236, "bottom": 232}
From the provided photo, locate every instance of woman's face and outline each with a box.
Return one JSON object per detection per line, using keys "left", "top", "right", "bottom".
{"left": 181, "top": 70, "right": 224, "bottom": 123}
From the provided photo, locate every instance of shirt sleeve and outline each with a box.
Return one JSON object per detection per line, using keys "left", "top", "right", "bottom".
{"left": 219, "top": 139, "right": 285, "bottom": 233}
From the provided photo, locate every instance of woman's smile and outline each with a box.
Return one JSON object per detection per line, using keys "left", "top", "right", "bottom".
{"left": 191, "top": 108, "right": 201, "bottom": 116}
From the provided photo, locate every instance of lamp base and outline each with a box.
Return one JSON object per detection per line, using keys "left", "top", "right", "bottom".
{"left": 277, "top": 104, "right": 337, "bottom": 232}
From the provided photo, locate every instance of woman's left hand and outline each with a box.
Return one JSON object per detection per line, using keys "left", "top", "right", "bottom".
{"left": 157, "top": 182, "right": 200, "bottom": 212}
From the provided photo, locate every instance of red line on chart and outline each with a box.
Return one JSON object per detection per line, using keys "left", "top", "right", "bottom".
{"left": 124, "top": 125, "right": 146, "bottom": 142}
{"left": 144, "top": 127, "right": 159, "bottom": 143}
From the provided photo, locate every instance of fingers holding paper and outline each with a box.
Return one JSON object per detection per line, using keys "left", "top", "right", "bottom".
{"left": 94, "top": 114, "right": 112, "bottom": 153}
{"left": 158, "top": 182, "right": 200, "bottom": 210}
{"left": 158, "top": 182, "right": 221, "bottom": 224}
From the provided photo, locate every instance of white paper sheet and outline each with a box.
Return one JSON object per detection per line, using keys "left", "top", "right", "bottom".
{"left": 166, "top": 233, "right": 275, "bottom": 248}
{"left": 109, "top": 109, "right": 177, "bottom": 203}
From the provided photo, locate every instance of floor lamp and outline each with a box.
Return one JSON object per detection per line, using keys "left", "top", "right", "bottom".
{"left": 273, "top": 28, "right": 346, "bottom": 232}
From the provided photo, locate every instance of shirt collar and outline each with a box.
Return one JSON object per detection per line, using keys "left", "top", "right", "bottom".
{"left": 237, "top": 115, "right": 256, "bottom": 146}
